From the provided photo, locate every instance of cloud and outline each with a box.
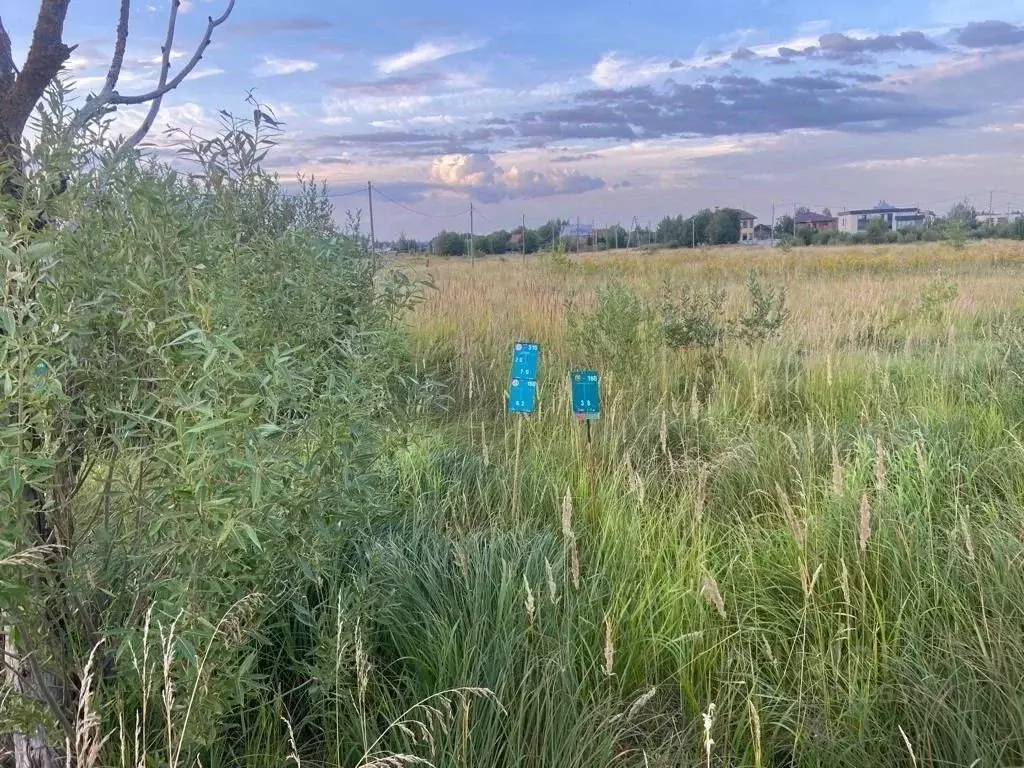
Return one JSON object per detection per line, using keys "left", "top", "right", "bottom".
{"left": 730, "top": 30, "right": 943, "bottom": 65}
{"left": 817, "top": 30, "right": 942, "bottom": 57}
{"left": 589, "top": 52, "right": 679, "bottom": 88}
{"left": 253, "top": 56, "right": 319, "bottom": 77}
{"left": 981, "top": 122, "right": 1024, "bottom": 132}
{"left": 507, "top": 74, "right": 958, "bottom": 145}
{"left": 326, "top": 71, "right": 450, "bottom": 96}
{"left": 229, "top": 17, "right": 333, "bottom": 37}
{"left": 842, "top": 153, "right": 988, "bottom": 170}
{"left": 429, "top": 153, "right": 605, "bottom": 201}
{"left": 956, "top": 20, "right": 1024, "bottom": 48}
{"left": 552, "top": 152, "right": 602, "bottom": 162}
{"left": 376, "top": 38, "right": 484, "bottom": 75}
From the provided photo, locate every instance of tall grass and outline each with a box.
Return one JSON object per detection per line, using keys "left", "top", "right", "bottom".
{"left": 377, "top": 241, "right": 1024, "bottom": 766}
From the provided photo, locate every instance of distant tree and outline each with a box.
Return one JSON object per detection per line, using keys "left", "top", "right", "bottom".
{"left": 774, "top": 215, "right": 795, "bottom": 239}
{"left": 433, "top": 230, "right": 467, "bottom": 256}
{"left": 657, "top": 214, "right": 686, "bottom": 246}
{"left": 607, "top": 224, "right": 629, "bottom": 248}
{"left": 682, "top": 209, "right": 713, "bottom": 246}
{"left": 488, "top": 229, "right": 510, "bottom": 254}
{"left": 472, "top": 235, "right": 491, "bottom": 255}
{"left": 822, "top": 207, "right": 832, "bottom": 217}
{"left": 946, "top": 200, "right": 977, "bottom": 228}
{"left": 535, "top": 220, "right": 563, "bottom": 251}
{"left": 395, "top": 232, "right": 418, "bottom": 252}
{"left": 523, "top": 229, "right": 541, "bottom": 253}
{"left": 795, "top": 226, "right": 816, "bottom": 246}
{"left": 708, "top": 208, "right": 742, "bottom": 245}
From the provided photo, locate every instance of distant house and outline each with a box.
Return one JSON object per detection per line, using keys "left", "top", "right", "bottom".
{"left": 838, "top": 201, "right": 928, "bottom": 233}
{"left": 753, "top": 223, "right": 773, "bottom": 240}
{"left": 975, "top": 211, "right": 1024, "bottom": 227}
{"left": 738, "top": 210, "right": 757, "bottom": 242}
{"left": 508, "top": 233, "right": 523, "bottom": 248}
{"left": 795, "top": 210, "right": 838, "bottom": 232}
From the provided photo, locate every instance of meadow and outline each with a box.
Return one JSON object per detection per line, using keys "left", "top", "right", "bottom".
{"left": 7, "top": 131, "right": 1024, "bottom": 768}
{"left": 387, "top": 240, "right": 1024, "bottom": 766}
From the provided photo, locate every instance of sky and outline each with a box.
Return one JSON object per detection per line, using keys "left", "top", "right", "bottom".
{"left": 7, "top": 0, "right": 1024, "bottom": 238}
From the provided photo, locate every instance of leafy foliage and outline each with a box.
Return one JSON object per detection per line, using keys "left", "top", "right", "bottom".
{"left": 734, "top": 271, "right": 789, "bottom": 344}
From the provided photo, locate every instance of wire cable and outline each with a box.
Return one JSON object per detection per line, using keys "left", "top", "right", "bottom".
{"left": 374, "top": 187, "right": 470, "bottom": 219}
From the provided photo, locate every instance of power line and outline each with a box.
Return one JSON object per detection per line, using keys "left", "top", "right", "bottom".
{"left": 325, "top": 188, "right": 366, "bottom": 200}
{"left": 373, "top": 187, "right": 470, "bottom": 219}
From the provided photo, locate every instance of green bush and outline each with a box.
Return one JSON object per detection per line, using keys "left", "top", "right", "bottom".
{"left": 658, "top": 280, "right": 726, "bottom": 350}
{"left": 734, "top": 271, "right": 790, "bottom": 344}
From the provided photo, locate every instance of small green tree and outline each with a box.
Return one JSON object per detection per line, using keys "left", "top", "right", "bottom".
{"left": 433, "top": 230, "right": 467, "bottom": 256}
{"left": 708, "top": 208, "right": 741, "bottom": 245}
{"left": 865, "top": 217, "right": 891, "bottom": 244}
{"left": 774, "top": 215, "right": 795, "bottom": 239}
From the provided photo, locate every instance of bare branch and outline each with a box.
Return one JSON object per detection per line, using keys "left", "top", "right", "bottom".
{"left": 67, "top": 0, "right": 234, "bottom": 149}
{"left": 122, "top": 0, "right": 180, "bottom": 151}
{"left": 111, "top": 0, "right": 234, "bottom": 106}
{"left": 66, "top": 0, "right": 131, "bottom": 135}
{"left": 102, "top": 0, "right": 132, "bottom": 93}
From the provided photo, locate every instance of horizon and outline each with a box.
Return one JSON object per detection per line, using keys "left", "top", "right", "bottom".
{"left": 6, "top": 0, "right": 1024, "bottom": 238}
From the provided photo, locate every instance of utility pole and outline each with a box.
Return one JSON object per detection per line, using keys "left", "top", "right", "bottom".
{"left": 522, "top": 213, "right": 526, "bottom": 262}
{"left": 793, "top": 204, "right": 797, "bottom": 237}
{"left": 614, "top": 223, "right": 618, "bottom": 249}
{"left": 771, "top": 201, "right": 775, "bottom": 244}
{"left": 470, "top": 202, "right": 475, "bottom": 267}
{"left": 367, "top": 181, "right": 376, "bottom": 256}
{"left": 692, "top": 217, "right": 696, "bottom": 248}
{"left": 576, "top": 215, "right": 581, "bottom": 255}
{"left": 989, "top": 190, "right": 994, "bottom": 215}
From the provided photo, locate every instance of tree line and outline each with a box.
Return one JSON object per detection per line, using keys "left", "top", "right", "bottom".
{"left": 421, "top": 201, "right": 1024, "bottom": 257}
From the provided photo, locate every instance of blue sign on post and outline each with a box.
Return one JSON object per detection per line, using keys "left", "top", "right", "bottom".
{"left": 570, "top": 370, "right": 600, "bottom": 420}
{"left": 508, "top": 341, "right": 540, "bottom": 414}
{"left": 508, "top": 378, "right": 537, "bottom": 413}
{"left": 511, "top": 342, "right": 539, "bottom": 380}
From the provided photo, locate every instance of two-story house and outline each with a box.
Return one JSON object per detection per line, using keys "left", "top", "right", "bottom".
{"left": 838, "top": 201, "right": 927, "bottom": 233}
{"left": 738, "top": 210, "right": 756, "bottom": 242}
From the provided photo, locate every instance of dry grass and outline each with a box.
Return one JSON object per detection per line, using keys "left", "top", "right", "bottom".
{"left": 403, "top": 241, "right": 1024, "bottom": 352}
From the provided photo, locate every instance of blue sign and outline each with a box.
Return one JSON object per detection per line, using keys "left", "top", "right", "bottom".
{"left": 570, "top": 370, "right": 600, "bottom": 420}
{"left": 508, "top": 341, "right": 540, "bottom": 414}
{"left": 508, "top": 378, "right": 537, "bottom": 413}
{"left": 511, "top": 342, "right": 539, "bottom": 380}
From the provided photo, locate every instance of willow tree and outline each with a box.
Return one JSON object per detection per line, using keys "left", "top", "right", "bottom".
{"left": 1, "top": 2, "right": 233, "bottom": 767}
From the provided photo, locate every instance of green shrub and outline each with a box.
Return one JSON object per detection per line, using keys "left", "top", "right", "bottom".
{"left": 734, "top": 270, "right": 790, "bottom": 344}
{"left": 658, "top": 279, "right": 726, "bottom": 350}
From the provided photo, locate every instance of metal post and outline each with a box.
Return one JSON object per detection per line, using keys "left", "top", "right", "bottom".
{"left": 470, "top": 202, "right": 475, "bottom": 266}
{"left": 367, "top": 181, "right": 375, "bottom": 256}
{"left": 522, "top": 213, "right": 526, "bottom": 262}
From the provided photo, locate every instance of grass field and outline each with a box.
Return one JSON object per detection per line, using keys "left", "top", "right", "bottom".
{"left": 379, "top": 241, "right": 1024, "bottom": 766}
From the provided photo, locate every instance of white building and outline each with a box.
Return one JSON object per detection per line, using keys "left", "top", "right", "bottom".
{"left": 975, "top": 211, "right": 1024, "bottom": 227}
{"left": 837, "top": 201, "right": 929, "bottom": 234}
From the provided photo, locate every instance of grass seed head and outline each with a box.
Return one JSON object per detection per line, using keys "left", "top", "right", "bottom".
{"left": 701, "top": 574, "right": 727, "bottom": 619}
{"left": 859, "top": 493, "right": 872, "bottom": 554}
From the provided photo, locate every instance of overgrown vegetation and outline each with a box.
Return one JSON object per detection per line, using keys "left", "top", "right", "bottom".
{"left": 7, "top": 70, "right": 1024, "bottom": 768}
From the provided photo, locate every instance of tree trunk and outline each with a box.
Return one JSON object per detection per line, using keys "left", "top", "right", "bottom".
{"left": 4, "top": 629, "right": 64, "bottom": 768}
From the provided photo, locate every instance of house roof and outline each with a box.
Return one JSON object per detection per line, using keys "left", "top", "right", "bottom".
{"left": 509, "top": 233, "right": 523, "bottom": 244}
{"left": 839, "top": 200, "right": 921, "bottom": 215}
{"left": 737, "top": 210, "right": 756, "bottom": 220}
{"left": 795, "top": 211, "right": 836, "bottom": 224}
